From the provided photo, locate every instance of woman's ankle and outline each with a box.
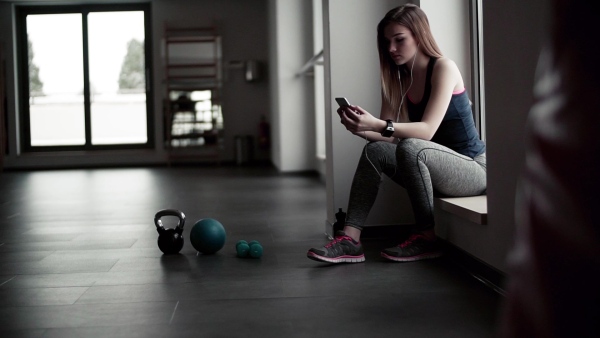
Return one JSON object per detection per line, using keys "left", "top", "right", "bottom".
{"left": 343, "top": 225, "right": 362, "bottom": 242}
{"left": 418, "top": 229, "right": 436, "bottom": 241}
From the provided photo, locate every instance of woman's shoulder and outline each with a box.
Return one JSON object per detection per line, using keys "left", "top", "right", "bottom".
{"left": 433, "top": 57, "right": 459, "bottom": 73}
{"left": 432, "top": 57, "right": 463, "bottom": 85}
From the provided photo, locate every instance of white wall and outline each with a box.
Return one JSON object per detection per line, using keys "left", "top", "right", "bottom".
{"left": 268, "top": 0, "right": 316, "bottom": 173}
{"left": 313, "top": 0, "right": 326, "bottom": 180}
{"left": 324, "top": 0, "right": 413, "bottom": 225}
{"left": 421, "top": 0, "right": 471, "bottom": 93}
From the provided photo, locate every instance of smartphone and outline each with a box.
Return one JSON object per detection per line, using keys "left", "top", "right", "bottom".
{"left": 335, "top": 97, "right": 351, "bottom": 107}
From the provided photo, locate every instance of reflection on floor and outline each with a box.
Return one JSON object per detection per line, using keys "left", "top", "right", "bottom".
{"left": 0, "top": 166, "right": 500, "bottom": 337}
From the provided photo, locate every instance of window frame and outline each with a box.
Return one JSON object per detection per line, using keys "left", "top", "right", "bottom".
{"left": 469, "top": 0, "right": 485, "bottom": 141}
{"left": 16, "top": 3, "right": 154, "bottom": 153}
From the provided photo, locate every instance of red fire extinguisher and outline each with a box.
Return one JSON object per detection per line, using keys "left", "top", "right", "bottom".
{"left": 258, "top": 115, "right": 270, "bottom": 150}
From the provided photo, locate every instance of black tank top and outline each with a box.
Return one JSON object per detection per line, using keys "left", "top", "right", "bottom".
{"left": 406, "top": 57, "right": 437, "bottom": 116}
{"left": 407, "top": 57, "right": 486, "bottom": 158}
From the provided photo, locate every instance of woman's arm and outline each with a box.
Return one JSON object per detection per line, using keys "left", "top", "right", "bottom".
{"left": 340, "top": 58, "right": 461, "bottom": 140}
{"left": 413, "top": 58, "right": 459, "bottom": 139}
{"left": 337, "top": 107, "right": 395, "bottom": 142}
{"left": 337, "top": 103, "right": 395, "bottom": 142}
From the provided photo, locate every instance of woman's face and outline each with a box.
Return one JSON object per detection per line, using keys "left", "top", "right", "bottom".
{"left": 383, "top": 23, "right": 418, "bottom": 65}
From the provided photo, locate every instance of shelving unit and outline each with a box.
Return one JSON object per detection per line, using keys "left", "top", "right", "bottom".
{"left": 163, "top": 25, "right": 223, "bottom": 163}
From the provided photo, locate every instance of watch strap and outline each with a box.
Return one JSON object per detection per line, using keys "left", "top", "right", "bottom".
{"left": 381, "top": 119, "right": 394, "bottom": 137}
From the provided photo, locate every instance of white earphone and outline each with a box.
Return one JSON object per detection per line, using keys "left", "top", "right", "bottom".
{"left": 363, "top": 42, "right": 419, "bottom": 177}
{"left": 361, "top": 41, "right": 421, "bottom": 177}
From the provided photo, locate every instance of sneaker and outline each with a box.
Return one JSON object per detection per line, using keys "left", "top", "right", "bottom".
{"left": 380, "top": 233, "right": 442, "bottom": 262}
{"left": 307, "top": 231, "right": 365, "bottom": 263}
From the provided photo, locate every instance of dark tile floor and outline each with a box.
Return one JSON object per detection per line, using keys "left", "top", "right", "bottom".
{"left": 0, "top": 165, "right": 501, "bottom": 337}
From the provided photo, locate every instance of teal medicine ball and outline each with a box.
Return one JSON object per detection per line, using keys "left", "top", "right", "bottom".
{"left": 190, "top": 218, "right": 226, "bottom": 254}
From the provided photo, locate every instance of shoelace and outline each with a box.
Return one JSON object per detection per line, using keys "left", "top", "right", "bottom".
{"left": 399, "top": 234, "right": 424, "bottom": 248}
{"left": 325, "top": 235, "right": 353, "bottom": 248}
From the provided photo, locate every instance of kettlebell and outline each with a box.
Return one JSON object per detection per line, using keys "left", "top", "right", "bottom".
{"left": 154, "top": 209, "right": 186, "bottom": 254}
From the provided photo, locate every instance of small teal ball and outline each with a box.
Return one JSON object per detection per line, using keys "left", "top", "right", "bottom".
{"left": 249, "top": 242, "right": 263, "bottom": 258}
{"left": 236, "top": 240, "right": 250, "bottom": 257}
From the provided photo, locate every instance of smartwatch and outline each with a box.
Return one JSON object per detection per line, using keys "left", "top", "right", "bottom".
{"left": 381, "top": 119, "right": 394, "bottom": 137}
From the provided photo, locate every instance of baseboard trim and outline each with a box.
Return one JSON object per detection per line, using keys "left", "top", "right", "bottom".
{"left": 439, "top": 238, "right": 507, "bottom": 296}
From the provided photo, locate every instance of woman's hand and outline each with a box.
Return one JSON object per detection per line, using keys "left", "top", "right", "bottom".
{"left": 337, "top": 105, "right": 384, "bottom": 134}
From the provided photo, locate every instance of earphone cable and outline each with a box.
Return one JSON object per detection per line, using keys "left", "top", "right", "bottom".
{"left": 364, "top": 50, "right": 417, "bottom": 177}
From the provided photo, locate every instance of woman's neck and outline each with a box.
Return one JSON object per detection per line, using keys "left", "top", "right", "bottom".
{"left": 410, "top": 52, "right": 431, "bottom": 79}
{"left": 404, "top": 52, "right": 432, "bottom": 103}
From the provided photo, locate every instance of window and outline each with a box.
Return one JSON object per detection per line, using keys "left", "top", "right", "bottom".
{"left": 470, "top": 0, "right": 485, "bottom": 140}
{"left": 17, "top": 4, "right": 153, "bottom": 152}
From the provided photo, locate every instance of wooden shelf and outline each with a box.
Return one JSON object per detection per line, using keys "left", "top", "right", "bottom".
{"left": 162, "top": 24, "right": 223, "bottom": 164}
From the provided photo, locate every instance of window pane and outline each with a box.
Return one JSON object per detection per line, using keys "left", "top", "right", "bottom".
{"left": 88, "top": 11, "right": 147, "bottom": 145}
{"left": 27, "top": 14, "right": 85, "bottom": 146}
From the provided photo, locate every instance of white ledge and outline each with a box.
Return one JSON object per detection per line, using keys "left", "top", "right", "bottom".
{"left": 435, "top": 195, "right": 488, "bottom": 225}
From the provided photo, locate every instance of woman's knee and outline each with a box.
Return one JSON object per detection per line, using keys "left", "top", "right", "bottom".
{"left": 362, "top": 141, "right": 393, "bottom": 158}
{"left": 396, "top": 138, "right": 424, "bottom": 163}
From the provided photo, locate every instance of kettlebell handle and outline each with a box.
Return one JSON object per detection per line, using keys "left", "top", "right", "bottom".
{"left": 154, "top": 209, "right": 186, "bottom": 234}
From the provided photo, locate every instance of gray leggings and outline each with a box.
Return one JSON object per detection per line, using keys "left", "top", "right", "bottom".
{"left": 346, "top": 138, "right": 487, "bottom": 232}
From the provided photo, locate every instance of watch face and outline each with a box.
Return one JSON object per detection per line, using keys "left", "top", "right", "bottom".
{"left": 381, "top": 120, "right": 394, "bottom": 137}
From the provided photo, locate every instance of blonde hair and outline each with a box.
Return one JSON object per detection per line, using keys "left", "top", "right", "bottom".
{"left": 377, "top": 4, "right": 443, "bottom": 121}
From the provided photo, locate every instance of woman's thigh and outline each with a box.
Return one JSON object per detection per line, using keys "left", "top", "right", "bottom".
{"left": 397, "top": 138, "right": 487, "bottom": 197}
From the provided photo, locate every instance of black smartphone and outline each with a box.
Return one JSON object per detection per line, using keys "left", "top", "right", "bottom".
{"left": 335, "top": 97, "right": 351, "bottom": 107}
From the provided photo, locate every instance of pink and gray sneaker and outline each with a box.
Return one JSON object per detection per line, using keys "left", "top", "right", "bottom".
{"left": 381, "top": 233, "right": 442, "bottom": 262}
{"left": 307, "top": 231, "right": 365, "bottom": 263}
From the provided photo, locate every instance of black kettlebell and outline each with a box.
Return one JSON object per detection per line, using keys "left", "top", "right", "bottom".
{"left": 154, "top": 209, "right": 186, "bottom": 254}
